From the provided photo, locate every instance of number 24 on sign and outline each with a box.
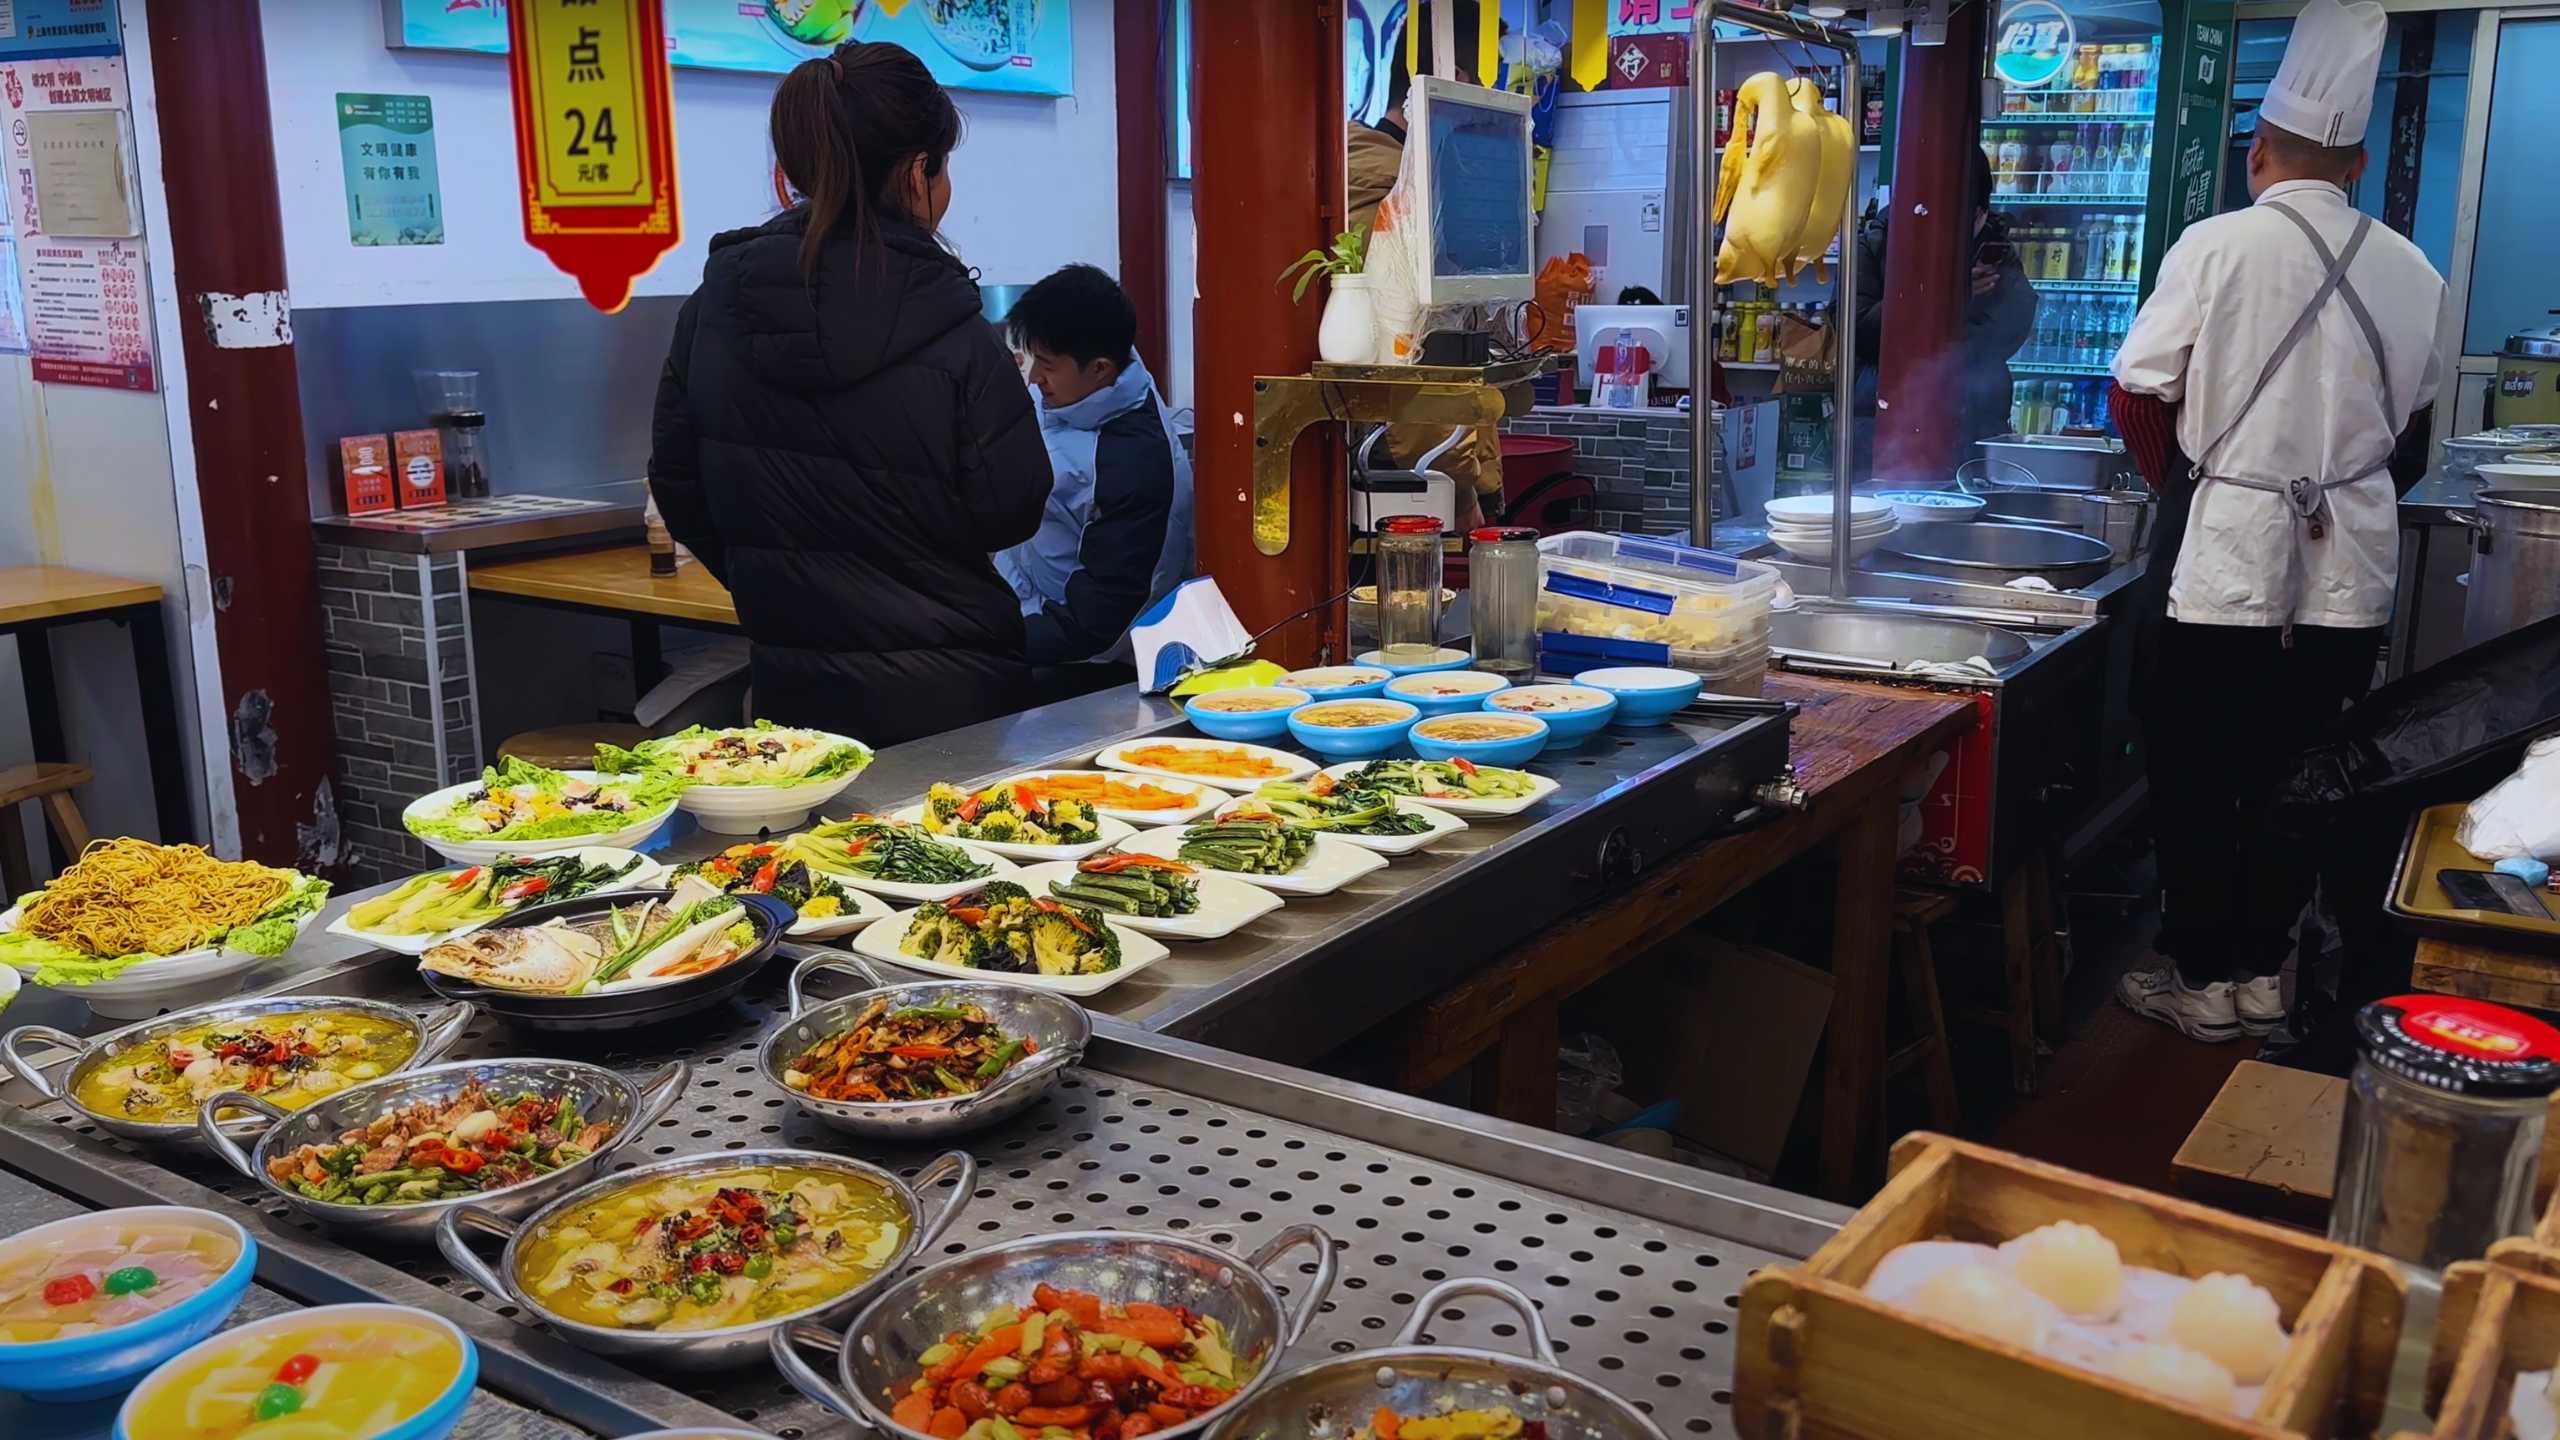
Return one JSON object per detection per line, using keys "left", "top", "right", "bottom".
{"left": 504, "top": 0, "right": 681, "bottom": 312}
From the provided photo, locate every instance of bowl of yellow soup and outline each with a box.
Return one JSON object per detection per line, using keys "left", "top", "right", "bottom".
{"left": 1410, "top": 713, "right": 1552, "bottom": 767}
{"left": 1285, "top": 699, "right": 1421, "bottom": 759}
{"left": 1183, "top": 687, "right": 1312, "bottom": 741}
{"left": 2, "top": 995, "right": 473, "bottom": 1146}
{"left": 114, "top": 1302, "right": 475, "bottom": 1440}
{"left": 0, "top": 1206, "right": 255, "bottom": 1402}
{"left": 434, "top": 1148, "right": 975, "bottom": 1370}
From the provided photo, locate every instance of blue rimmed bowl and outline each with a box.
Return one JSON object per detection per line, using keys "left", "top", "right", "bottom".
{"left": 1483, "top": 684, "right": 1620, "bottom": 742}
{"left": 1287, "top": 698, "right": 1421, "bottom": 759}
{"left": 1279, "top": 665, "right": 1392, "bottom": 700}
{"left": 0, "top": 1207, "right": 257, "bottom": 1403}
{"left": 1576, "top": 666, "right": 1704, "bottom": 727}
{"left": 1357, "top": 647, "right": 1473, "bottom": 676}
{"left": 1385, "top": 668, "right": 1512, "bottom": 719}
{"left": 1408, "top": 712, "right": 1552, "bottom": 768}
{"left": 114, "top": 1302, "right": 477, "bottom": 1439}
{"left": 1183, "top": 686, "right": 1311, "bottom": 741}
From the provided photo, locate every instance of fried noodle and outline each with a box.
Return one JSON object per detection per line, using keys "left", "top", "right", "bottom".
{"left": 23, "top": 837, "right": 292, "bottom": 958}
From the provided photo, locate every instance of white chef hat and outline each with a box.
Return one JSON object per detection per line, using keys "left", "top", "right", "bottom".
{"left": 2260, "top": 0, "right": 2387, "bottom": 146}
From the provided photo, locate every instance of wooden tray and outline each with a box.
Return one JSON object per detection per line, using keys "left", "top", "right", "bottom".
{"left": 2396, "top": 1260, "right": 2560, "bottom": 1438}
{"left": 2388, "top": 803, "right": 2560, "bottom": 955}
{"left": 1735, "top": 1133, "right": 2406, "bottom": 1439}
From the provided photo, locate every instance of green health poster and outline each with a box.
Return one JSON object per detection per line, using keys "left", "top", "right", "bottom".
{"left": 338, "top": 92, "right": 443, "bottom": 247}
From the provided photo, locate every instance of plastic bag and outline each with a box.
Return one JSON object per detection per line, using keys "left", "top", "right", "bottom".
{"left": 1534, "top": 253, "right": 1595, "bottom": 354}
{"left": 2456, "top": 734, "right": 2560, "bottom": 861}
{"left": 1556, "top": 1032, "right": 1625, "bottom": 1136}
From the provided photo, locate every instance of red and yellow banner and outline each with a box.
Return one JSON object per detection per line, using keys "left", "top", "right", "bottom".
{"left": 506, "top": 0, "right": 681, "bottom": 312}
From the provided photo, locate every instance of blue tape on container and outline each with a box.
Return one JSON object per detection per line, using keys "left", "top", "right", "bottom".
{"left": 1543, "top": 571, "right": 1677, "bottom": 615}
{"left": 1539, "top": 630, "right": 1672, "bottom": 666}
{"left": 1614, "top": 534, "right": 1743, "bottom": 580}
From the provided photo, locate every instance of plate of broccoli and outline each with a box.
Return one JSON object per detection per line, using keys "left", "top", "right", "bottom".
{"left": 847, "top": 880, "right": 1170, "bottom": 997}
{"left": 893, "top": 782, "right": 1136, "bottom": 862}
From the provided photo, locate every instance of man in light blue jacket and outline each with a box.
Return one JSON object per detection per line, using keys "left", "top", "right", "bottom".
{"left": 995, "top": 264, "right": 1194, "bottom": 681}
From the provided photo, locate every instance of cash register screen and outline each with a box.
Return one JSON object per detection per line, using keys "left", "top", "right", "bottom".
{"left": 1422, "top": 89, "right": 1533, "bottom": 299}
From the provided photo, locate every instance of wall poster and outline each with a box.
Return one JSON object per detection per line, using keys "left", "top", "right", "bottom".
{"left": 0, "top": 0, "right": 121, "bottom": 60}
{"left": 338, "top": 92, "right": 445, "bottom": 246}
{"left": 385, "top": 0, "right": 1074, "bottom": 98}
{"left": 0, "top": 55, "right": 153, "bottom": 389}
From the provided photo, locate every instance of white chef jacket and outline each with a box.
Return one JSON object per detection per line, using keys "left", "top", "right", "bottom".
{"left": 2113, "top": 179, "right": 2446, "bottom": 628}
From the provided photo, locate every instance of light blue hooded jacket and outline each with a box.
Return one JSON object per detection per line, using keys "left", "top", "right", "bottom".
{"left": 994, "top": 355, "right": 1194, "bottom": 665}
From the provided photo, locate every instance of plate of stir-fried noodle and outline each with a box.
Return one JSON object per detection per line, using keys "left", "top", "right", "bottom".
{"left": 0, "top": 838, "right": 331, "bottom": 1014}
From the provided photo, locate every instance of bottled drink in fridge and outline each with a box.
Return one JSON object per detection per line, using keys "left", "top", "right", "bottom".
{"left": 2139, "top": 37, "right": 2162, "bottom": 112}
{"left": 1995, "top": 129, "right": 2024, "bottom": 194}
{"left": 2045, "top": 132, "right": 2072, "bottom": 195}
{"left": 2080, "top": 216, "right": 2110, "bottom": 279}
{"left": 2114, "top": 124, "right": 2143, "bottom": 195}
{"left": 2044, "top": 226, "right": 2073, "bottom": 280}
{"left": 2104, "top": 217, "right": 2133, "bottom": 282}
{"left": 2071, "top": 45, "right": 2101, "bottom": 111}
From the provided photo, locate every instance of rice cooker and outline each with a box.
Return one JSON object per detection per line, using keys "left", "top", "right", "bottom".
{"left": 2497, "top": 316, "right": 2560, "bottom": 426}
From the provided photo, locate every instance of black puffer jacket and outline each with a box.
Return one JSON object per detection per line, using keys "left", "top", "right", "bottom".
{"left": 649, "top": 209, "right": 1052, "bottom": 746}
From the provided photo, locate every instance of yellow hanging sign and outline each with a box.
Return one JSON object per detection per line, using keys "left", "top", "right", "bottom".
{"left": 506, "top": 0, "right": 682, "bottom": 312}
{"left": 1571, "top": 0, "right": 1609, "bottom": 91}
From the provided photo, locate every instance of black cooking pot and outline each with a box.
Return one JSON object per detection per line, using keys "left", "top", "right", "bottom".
{"left": 416, "top": 887, "right": 795, "bottom": 1032}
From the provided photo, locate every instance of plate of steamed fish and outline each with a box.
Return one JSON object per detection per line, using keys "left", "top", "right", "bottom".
{"left": 415, "top": 888, "right": 794, "bottom": 1032}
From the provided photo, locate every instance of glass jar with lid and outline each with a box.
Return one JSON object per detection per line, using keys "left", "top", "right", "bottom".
{"left": 1468, "top": 526, "right": 1540, "bottom": 681}
{"left": 2329, "top": 994, "right": 2560, "bottom": 1268}
{"left": 1374, "top": 516, "right": 1446, "bottom": 665}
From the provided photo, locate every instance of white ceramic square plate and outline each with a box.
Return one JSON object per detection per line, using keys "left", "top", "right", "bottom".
{"left": 1210, "top": 795, "right": 1468, "bottom": 855}
{"left": 847, "top": 906, "right": 1169, "bottom": 996}
{"left": 324, "top": 847, "right": 670, "bottom": 956}
{"left": 1115, "top": 825, "right": 1388, "bottom": 896}
{"left": 997, "top": 770, "right": 1223, "bottom": 826}
{"left": 1093, "top": 737, "right": 1319, "bottom": 793}
{"left": 781, "top": 885, "right": 896, "bottom": 939}
{"left": 1010, "top": 860, "right": 1286, "bottom": 942}
{"left": 1316, "top": 762, "right": 1562, "bottom": 818}
{"left": 885, "top": 804, "right": 1135, "bottom": 863}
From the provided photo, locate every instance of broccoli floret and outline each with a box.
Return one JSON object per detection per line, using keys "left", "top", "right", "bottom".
{"left": 975, "top": 809, "right": 1024, "bottom": 840}
{"left": 924, "top": 782, "right": 968, "bottom": 829}
{"left": 1052, "top": 798, "right": 1093, "bottom": 835}
{"left": 936, "top": 923, "right": 994, "bottom": 969}
{"left": 900, "top": 902, "right": 952, "bottom": 959}
{"left": 973, "top": 881, "right": 1032, "bottom": 907}
{"left": 1030, "top": 900, "right": 1121, "bottom": 976}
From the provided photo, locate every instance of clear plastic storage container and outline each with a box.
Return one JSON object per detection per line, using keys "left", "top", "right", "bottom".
{"left": 1534, "top": 531, "right": 1780, "bottom": 677}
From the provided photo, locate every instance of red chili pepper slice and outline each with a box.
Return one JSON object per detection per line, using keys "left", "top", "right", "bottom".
{"left": 1078, "top": 854, "right": 1193, "bottom": 875}
{"left": 947, "top": 906, "right": 990, "bottom": 927}
{"left": 843, "top": 835, "right": 874, "bottom": 857}
{"left": 888, "top": 1044, "right": 959, "bottom": 1060}
{"left": 958, "top": 796, "right": 984, "bottom": 823}
{"left": 750, "top": 860, "right": 781, "bottom": 894}
{"left": 497, "top": 876, "right": 551, "bottom": 903}
{"left": 447, "top": 866, "right": 483, "bottom": 889}
{"left": 440, "top": 1148, "right": 486, "bottom": 1174}
{"left": 1452, "top": 757, "right": 1480, "bottom": 775}
{"left": 43, "top": 1275, "right": 95, "bottom": 1306}
{"left": 1033, "top": 899, "right": 1097, "bottom": 936}
{"left": 274, "top": 1353, "right": 319, "bottom": 1385}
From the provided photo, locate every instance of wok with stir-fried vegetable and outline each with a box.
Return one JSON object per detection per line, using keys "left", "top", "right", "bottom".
{"left": 264, "top": 1081, "right": 614, "bottom": 1206}
{"left": 781, "top": 997, "right": 1037, "bottom": 1103}
{"left": 892, "top": 1282, "right": 1248, "bottom": 1440}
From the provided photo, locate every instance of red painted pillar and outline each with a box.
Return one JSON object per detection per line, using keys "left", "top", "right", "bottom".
{"left": 1875, "top": 5, "right": 1988, "bottom": 482}
{"left": 1116, "top": 0, "right": 1171, "bottom": 379}
{"left": 1192, "top": 0, "right": 1346, "bottom": 668}
{"left": 140, "top": 5, "right": 338, "bottom": 866}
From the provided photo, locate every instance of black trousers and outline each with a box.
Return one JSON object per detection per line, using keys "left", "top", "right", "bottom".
{"left": 2140, "top": 619, "right": 2382, "bottom": 986}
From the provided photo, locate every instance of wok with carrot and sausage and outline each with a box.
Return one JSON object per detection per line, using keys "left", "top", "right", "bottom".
{"left": 890, "top": 1282, "right": 1246, "bottom": 1440}
{"left": 779, "top": 997, "right": 1037, "bottom": 1104}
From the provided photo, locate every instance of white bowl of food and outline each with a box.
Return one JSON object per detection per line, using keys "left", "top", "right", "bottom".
{"left": 402, "top": 760, "right": 680, "bottom": 864}
{"left": 596, "top": 723, "right": 873, "bottom": 835}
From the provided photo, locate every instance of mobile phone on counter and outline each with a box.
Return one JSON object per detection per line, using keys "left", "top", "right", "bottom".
{"left": 2438, "top": 868, "right": 2553, "bottom": 920}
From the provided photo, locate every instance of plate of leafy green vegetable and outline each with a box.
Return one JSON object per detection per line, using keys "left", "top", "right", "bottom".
{"left": 328, "top": 848, "right": 667, "bottom": 956}
{"left": 1012, "top": 855, "right": 1283, "bottom": 941}
{"left": 1318, "top": 759, "right": 1559, "bottom": 818}
{"left": 776, "top": 815, "right": 1022, "bottom": 904}
{"left": 1117, "top": 822, "right": 1386, "bottom": 897}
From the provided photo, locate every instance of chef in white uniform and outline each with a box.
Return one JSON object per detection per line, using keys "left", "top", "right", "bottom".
{"left": 2108, "top": 0, "right": 2446, "bottom": 1044}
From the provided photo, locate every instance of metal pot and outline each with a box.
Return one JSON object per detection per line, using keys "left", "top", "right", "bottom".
{"left": 2, "top": 996, "right": 473, "bottom": 1145}
{"left": 760, "top": 954, "right": 1089, "bottom": 1140}
{"left": 1206, "top": 1279, "right": 1669, "bottom": 1440}
{"left": 197, "top": 1057, "right": 686, "bottom": 1243}
{"left": 1878, "top": 521, "right": 2114, "bottom": 590}
{"left": 435, "top": 1146, "right": 974, "bottom": 1370}
{"left": 1769, "top": 604, "right": 2032, "bottom": 672}
{"left": 1977, "top": 489, "right": 2091, "bottom": 529}
{"left": 771, "top": 1227, "right": 1338, "bottom": 1440}
{"left": 2460, "top": 489, "right": 2560, "bottom": 647}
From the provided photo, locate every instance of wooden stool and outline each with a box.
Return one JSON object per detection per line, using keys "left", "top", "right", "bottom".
{"left": 1949, "top": 850, "right": 2066, "bottom": 1096}
{"left": 496, "top": 724, "right": 650, "bottom": 772}
{"left": 1887, "top": 887, "right": 1962, "bottom": 1133}
{"left": 0, "top": 762, "right": 93, "bottom": 895}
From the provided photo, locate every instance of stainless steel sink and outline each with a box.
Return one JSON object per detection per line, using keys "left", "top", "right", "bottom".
{"left": 1769, "top": 603, "right": 2034, "bottom": 672}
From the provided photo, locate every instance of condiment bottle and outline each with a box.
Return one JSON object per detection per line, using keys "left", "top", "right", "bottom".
{"left": 1375, "top": 516, "right": 1446, "bottom": 665}
{"left": 2330, "top": 994, "right": 2560, "bottom": 1269}
{"left": 1468, "top": 526, "right": 1540, "bottom": 682}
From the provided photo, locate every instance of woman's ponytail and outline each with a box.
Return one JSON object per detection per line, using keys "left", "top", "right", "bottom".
{"left": 771, "top": 43, "right": 961, "bottom": 275}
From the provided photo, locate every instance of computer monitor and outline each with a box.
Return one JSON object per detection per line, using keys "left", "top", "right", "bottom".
{"left": 1406, "top": 76, "right": 1536, "bottom": 307}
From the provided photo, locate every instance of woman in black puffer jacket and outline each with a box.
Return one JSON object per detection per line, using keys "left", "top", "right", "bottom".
{"left": 649, "top": 42, "right": 1052, "bottom": 746}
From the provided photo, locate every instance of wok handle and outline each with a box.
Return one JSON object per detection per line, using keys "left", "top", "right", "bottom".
{"left": 0, "top": 1023, "right": 80, "bottom": 1101}
{"left": 787, "top": 951, "right": 889, "bottom": 1017}
{"left": 434, "top": 1203, "right": 524, "bottom": 1306}
{"left": 771, "top": 1321, "right": 866, "bottom": 1422}
{"left": 414, "top": 1000, "right": 478, "bottom": 1064}
{"left": 1247, "top": 1223, "right": 1340, "bottom": 1350}
{"left": 949, "top": 1043, "right": 1078, "bottom": 1117}
{"left": 908, "top": 1149, "right": 979, "bottom": 1256}
{"left": 196, "top": 1089, "right": 289, "bottom": 1179}
{"left": 628, "top": 1059, "right": 690, "bottom": 1134}
{"left": 1390, "top": 1278, "right": 1560, "bottom": 1366}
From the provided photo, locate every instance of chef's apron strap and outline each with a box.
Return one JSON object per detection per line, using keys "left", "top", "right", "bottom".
{"left": 2188, "top": 208, "right": 2377, "bottom": 482}
{"left": 2273, "top": 198, "right": 2385, "bottom": 409}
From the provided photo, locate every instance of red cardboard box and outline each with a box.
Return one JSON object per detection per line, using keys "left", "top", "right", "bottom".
{"left": 339, "top": 434, "right": 393, "bottom": 516}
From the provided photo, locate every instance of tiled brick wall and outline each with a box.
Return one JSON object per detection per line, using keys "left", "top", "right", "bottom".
{"left": 1498, "top": 405, "right": 1705, "bottom": 537}
{"left": 316, "top": 543, "right": 482, "bottom": 881}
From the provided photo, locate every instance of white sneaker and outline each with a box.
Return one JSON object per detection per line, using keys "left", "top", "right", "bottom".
{"left": 2234, "top": 975, "right": 2285, "bottom": 1036}
{"left": 2115, "top": 967, "right": 2243, "bottom": 1042}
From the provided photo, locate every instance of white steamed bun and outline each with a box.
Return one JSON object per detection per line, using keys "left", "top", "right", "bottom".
{"left": 2166, "top": 1272, "right": 2288, "bottom": 1384}
{"left": 1907, "top": 1262, "right": 2046, "bottom": 1350}
{"left": 2007, "top": 1220, "right": 2125, "bottom": 1319}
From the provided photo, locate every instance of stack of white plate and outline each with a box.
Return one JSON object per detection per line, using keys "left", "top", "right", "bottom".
{"left": 1764, "top": 494, "right": 1897, "bottom": 563}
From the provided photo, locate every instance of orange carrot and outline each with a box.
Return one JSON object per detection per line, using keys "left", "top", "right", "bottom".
{"left": 930, "top": 1407, "right": 970, "bottom": 1440}
{"left": 892, "top": 1392, "right": 937, "bottom": 1432}
{"left": 1149, "top": 1404, "right": 1191, "bottom": 1427}
{"left": 1372, "top": 1408, "right": 1403, "bottom": 1440}
{"left": 949, "top": 1325, "right": 1024, "bottom": 1384}
{"left": 1018, "top": 1406, "right": 1095, "bottom": 1427}
{"left": 1097, "top": 1316, "right": 1187, "bottom": 1348}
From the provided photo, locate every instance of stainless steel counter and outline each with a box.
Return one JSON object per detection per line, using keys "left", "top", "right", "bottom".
{"left": 4, "top": 683, "right": 1790, "bottom": 1067}
{"left": 2395, "top": 470, "right": 2480, "bottom": 678}
{"left": 0, "top": 1169, "right": 592, "bottom": 1440}
{"left": 0, "top": 962, "right": 1849, "bottom": 1438}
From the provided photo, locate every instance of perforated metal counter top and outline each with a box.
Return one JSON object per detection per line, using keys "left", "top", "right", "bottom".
{"left": 2, "top": 963, "right": 1842, "bottom": 1439}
